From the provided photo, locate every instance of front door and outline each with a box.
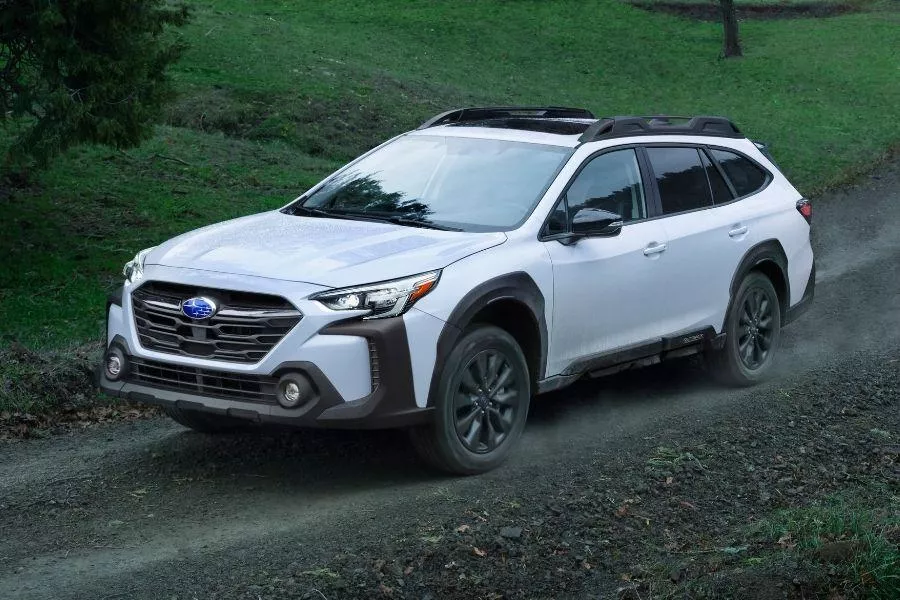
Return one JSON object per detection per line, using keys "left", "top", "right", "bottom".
{"left": 543, "top": 148, "right": 670, "bottom": 376}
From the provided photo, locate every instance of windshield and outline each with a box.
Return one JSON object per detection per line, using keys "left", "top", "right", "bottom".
{"left": 286, "top": 135, "right": 572, "bottom": 232}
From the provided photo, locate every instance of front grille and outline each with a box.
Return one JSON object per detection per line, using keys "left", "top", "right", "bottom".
{"left": 131, "top": 281, "right": 302, "bottom": 363}
{"left": 129, "top": 357, "right": 278, "bottom": 405}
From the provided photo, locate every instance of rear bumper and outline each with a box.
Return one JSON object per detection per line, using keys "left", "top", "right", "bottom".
{"left": 98, "top": 321, "right": 434, "bottom": 431}
{"left": 784, "top": 261, "right": 815, "bottom": 326}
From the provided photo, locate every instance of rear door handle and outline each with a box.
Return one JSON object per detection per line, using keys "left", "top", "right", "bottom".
{"left": 643, "top": 242, "right": 667, "bottom": 256}
{"left": 728, "top": 225, "right": 749, "bottom": 238}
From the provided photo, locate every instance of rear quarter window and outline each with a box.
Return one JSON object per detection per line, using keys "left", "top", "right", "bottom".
{"left": 710, "top": 149, "right": 768, "bottom": 197}
{"left": 646, "top": 147, "right": 714, "bottom": 215}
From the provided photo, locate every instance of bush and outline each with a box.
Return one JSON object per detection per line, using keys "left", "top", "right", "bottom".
{"left": 0, "top": 0, "right": 188, "bottom": 167}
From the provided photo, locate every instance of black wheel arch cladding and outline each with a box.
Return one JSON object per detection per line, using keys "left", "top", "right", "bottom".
{"left": 726, "top": 240, "right": 789, "bottom": 329}
{"left": 427, "top": 272, "right": 547, "bottom": 407}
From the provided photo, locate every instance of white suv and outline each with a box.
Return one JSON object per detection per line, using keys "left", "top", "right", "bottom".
{"left": 99, "top": 107, "right": 815, "bottom": 474}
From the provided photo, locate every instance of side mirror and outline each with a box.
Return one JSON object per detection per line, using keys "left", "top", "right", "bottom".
{"left": 571, "top": 208, "right": 623, "bottom": 237}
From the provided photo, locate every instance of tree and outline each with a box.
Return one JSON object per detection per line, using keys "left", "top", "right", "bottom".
{"left": 720, "top": 0, "right": 743, "bottom": 57}
{"left": 0, "top": 0, "right": 188, "bottom": 167}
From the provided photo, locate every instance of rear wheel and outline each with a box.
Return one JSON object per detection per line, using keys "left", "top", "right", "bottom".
{"left": 711, "top": 271, "right": 782, "bottom": 386}
{"left": 164, "top": 405, "right": 253, "bottom": 433}
{"left": 410, "top": 325, "right": 531, "bottom": 475}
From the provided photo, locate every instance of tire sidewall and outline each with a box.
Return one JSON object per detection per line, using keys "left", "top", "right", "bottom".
{"left": 725, "top": 272, "right": 782, "bottom": 383}
{"left": 432, "top": 326, "right": 531, "bottom": 474}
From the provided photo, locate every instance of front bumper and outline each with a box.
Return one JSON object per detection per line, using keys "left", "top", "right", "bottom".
{"left": 100, "top": 323, "right": 434, "bottom": 429}
{"left": 99, "top": 267, "right": 442, "bottom": 429}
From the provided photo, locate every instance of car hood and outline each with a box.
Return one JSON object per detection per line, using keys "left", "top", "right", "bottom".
{"left": 148, "top": 211, "right": 507, "bottom": 287}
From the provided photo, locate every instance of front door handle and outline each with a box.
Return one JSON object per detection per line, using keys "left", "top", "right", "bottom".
{"left": 643, "top": 242, "right": 667, "bottom": 256}
{"left": 728, "top": 225, "right": 749, "bottom": 238}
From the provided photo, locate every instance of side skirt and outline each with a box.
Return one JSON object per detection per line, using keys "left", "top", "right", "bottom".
{"left": 536, "top": 327, "right": 724, "bottom": 395}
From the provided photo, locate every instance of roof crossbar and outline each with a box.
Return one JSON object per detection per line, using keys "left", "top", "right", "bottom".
{"left": 578, "top": 115, "right": 743, "bottom": 142}
{"left": 418, "top": 106, "right": 596, "bottom": 129}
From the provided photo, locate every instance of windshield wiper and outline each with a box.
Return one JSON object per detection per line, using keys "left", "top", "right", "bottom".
{"left": 290, "top": 206, "right": 461, "bottom": 231}
{"left": 381, "top": 215, "right": 462, "bottom": 231}
{"left": 289, "top": 206, "right": 354, "bottom": 220}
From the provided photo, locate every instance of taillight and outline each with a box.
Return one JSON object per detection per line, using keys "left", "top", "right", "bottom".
{"left": 796, "top": 198, "right": 812, "bottom": 224}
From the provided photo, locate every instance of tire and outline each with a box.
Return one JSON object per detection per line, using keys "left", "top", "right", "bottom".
{"left": 164, "top": 405, "right": 253, "bottom": 433}
{"left": 410, "top": 325, "right": 531, "bottom": 475}
{"left": 711, "top": 271, "right": 782, "bottom": 386}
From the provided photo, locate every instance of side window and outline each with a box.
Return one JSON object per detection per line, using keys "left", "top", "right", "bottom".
{"left": 544, "top": 198, "right": 568, "bottom": 236}
{"left": 700, "top": 150, "right": 733, "bottom": 204}
{"left": 710, "top": 149, "right": 768, "bottom": 197}
{"left": 564, "top": 149, "right": 647, "bottom": 223}
{"left": 646, "top": 147, "right": 713, "bottom": 214}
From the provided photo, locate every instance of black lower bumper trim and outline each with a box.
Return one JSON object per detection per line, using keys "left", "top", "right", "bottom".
{"left": 783, "top": 262, "right": 815, "bottom": 326}
{"left": 98, "top": 329, "right": 433, "bottom": 430}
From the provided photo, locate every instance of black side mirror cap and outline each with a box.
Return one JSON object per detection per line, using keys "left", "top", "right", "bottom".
{"left": 571, "top": 208, "right": 623, "bottom": 237}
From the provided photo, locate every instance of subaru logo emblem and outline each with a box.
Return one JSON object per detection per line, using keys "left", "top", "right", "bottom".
{"left": 181, "top": 297, "right": 217, "bottom": 320}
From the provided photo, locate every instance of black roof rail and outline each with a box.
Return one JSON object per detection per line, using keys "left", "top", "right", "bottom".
{"left": 578, "top": 115, "right": 743, "bottom": 142}
{"left": 418, "top": 106, "right": 596, "bottom": 129}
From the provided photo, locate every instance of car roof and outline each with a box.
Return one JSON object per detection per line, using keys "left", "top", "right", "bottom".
{"left": 411, "top": 108, "right": 747, "bottom": 148}
{"left": 406, "top": 119, "right": 592, "bottom": 148}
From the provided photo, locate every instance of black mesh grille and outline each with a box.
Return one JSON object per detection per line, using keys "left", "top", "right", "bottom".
{"left": 131, "top": 281, "right": 302, "bottom": 364}
{"left": 368, "top": 339, "right": 380, "bottom": 392}
{"left": 129, "top": 357, "right": 278, "bottom": 404}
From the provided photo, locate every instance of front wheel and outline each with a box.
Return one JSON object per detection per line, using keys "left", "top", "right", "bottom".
{"left": 711, "top": 271, "right": 782, "bottom": 386}
{"left": 410, "top": 325, "right": 531, "bottom": 475}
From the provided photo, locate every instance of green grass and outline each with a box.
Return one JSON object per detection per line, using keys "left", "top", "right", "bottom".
{"left": 0, "top": 127, "right": 340, "bottom": 347}
{"left": 1, "top": 0, "right": 900, "bottom": 353}
{"left": 752, "top": 495, "right": 900, "bottom": 598}
{"left": 636, "top": 0, "right": 857, "bottom": 6}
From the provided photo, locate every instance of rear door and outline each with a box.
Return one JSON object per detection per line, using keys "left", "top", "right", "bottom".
{"left": 706, "top": 146, "right": 775, "bottom": 253}
{"left": 642, "top": 145, "right": 752, "bottom": 335}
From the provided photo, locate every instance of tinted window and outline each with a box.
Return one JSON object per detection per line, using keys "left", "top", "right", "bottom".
{"left": 564, "top": 149, "right": 646, "bottom": 223}
{"left": 293, "top": 135, "right": 571, "bottom": 232}
{"left": 710, "top": 149, "right": 767, "bottom": 197}
{"left": 646, "top": 147, "right": 713, "bottom": 214}
{"left": 701, "top": 150, "right": 733, "bottom": 204}
{"left": 544, "top": 198, "right": 568, "bottom": 236}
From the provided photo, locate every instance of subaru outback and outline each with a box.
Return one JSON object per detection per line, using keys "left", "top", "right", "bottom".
{"left": 98, "top": 107, "right": 815, "bottom": 474}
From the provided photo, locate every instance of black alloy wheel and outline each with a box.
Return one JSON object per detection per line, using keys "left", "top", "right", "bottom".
{"left": 711, "top": 271, "right": 782, "bottom": 386}
{"left": 453, "top": 349, "right": 522, "bottom": 454}
{"left": 410, "top": 325, "right": 531, "bottom": 474}
{"left": 737, "top": 286, "right": 776, "bottom": 369}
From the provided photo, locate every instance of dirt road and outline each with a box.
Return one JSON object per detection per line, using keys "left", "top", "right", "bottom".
{"left": 1, "top": 162, "right": 898, "bottom": 599}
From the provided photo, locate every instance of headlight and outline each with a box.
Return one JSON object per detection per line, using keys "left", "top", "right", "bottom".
{"left": 311, "top": 271, "right": 440, "bottom": 319}
{"left": 123, "top": 247, "right": 155, "bottom": 284}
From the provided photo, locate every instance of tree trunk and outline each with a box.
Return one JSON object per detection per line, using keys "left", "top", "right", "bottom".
{"left": 720, "top": 0, "right": 743, "bottom": 57}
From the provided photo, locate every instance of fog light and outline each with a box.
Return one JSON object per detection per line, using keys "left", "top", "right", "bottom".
{"left": 105, "top": 347, "right": 126, "bottom": 381}
{"left": 277, "top": 373, "right": 315, "bottom": 409}
{"left": 283, "top": 381, "right": 301, "bottom": 404}
{"left": 107, "top": 355, "right": 121, "bottom": 377}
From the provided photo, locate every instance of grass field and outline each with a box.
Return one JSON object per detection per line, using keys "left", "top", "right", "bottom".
{"left": 1, "top": 0, "right": 899, "bottom": 352}
{"left": 746, "top": 493, "right": 900, "bottom": 599}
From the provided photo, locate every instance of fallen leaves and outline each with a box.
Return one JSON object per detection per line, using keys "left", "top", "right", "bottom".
{"left": 0, "top": 404, "right": 159, "bottom": 439}
{"left": 777, "top": 532, "right": 796, "bottom": 550}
